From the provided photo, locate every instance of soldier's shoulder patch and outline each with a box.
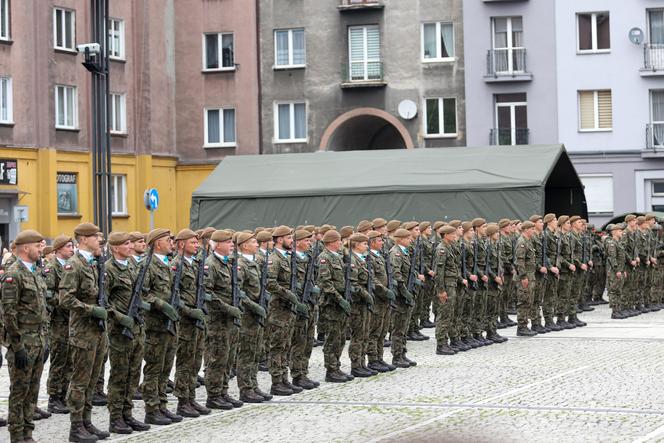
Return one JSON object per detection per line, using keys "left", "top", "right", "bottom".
{"left": 4, "top": 276, "right": 12, "bottom": 283}
{"left": 171, "top": 265, "right": 178, "bottom": 271}
{"left": 43, "top": 268, "right": 50, "bottom": 273}
{"left": 64, "top": 264, "right": 73, "bottom": 270}
{"left": 320, "top": 259, "right": 327, "bottom": 264}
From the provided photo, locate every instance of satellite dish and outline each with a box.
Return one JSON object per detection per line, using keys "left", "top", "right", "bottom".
{"left": 398, "top": 100, "right": 417, "bottom": 120}
{"left": 629, "top": 27, "right": 644, "bottom": 45}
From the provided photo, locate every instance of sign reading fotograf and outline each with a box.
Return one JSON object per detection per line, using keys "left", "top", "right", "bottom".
{"left": 0, "top": 159, "right": 18, "bottom": 185}
{"left": 57, "top": 172, "right": 78, "bottom": 215}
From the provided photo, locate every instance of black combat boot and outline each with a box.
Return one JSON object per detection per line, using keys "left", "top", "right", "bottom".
{"left": 68, "top": 421, "right": 98, "bottom": 442}
{"left": 282, "top": 380, "right": 303, "bottom": 394}
{"left": 239, "top": 390, "right": 265, "bottom": 403}
{"left": 222, "top": 394, "right": 244, "bottom": 407}
{"left": 254, "top": 387, "right": 273, "bottom": 401}
{"left": 177, "top": 399, "right": 200, "bottom": 418}
{"left": 84, "top": 421, "right": 110, "bottom": 440}
{"left": 205, "top": 397, "right": 233, "bottom": 410}
{"left": 123, "top": 416, "right": 150, "bottom": 431}
{"left": 190, "top": 400, "right": 211, "bottom": 415}
{"left": 270, "top": 382, "right": 294, "bottom": 396}
{"left": 516, "top": 327, "right": 537, "bottom": 337}
{"left": 292, "top": 376, "right": 315, "bottom": 390}
{"left": 109, "top": 418, "right": 133, "bottom": 435}
{"left": 144, "top": 410, "right": 172, "bottom": 426}
{"left": 160, "top": 407, "right": 183, "bottom": 423}
{"left": 378, "top": 359, "right": 397, "bottom": 371}
{"left": 350, "top": 367, "right": 372, "bottom": 378}
{"left": 48, "top": 394, "right": 70, "bottom": 414}
{"left": 436, "top": 344, "right": 455, "bottom": 355}
{"left": 402, "top": 355, "right": 417, "bottom": 366}
{"left": 368, "top": 360, "right": 389, "bottom": 373}
{"left": 325, "top": 370, "right": 347, "bottom": 383}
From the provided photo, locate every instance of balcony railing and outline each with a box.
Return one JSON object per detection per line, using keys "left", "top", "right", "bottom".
{"left": 486, "top": 48, "right": 531, "bottom": 81}
{"left": 646, "top": 123, "right": 664, "bottom": 151}
{"left": 341, "top": 62, "right": 386, "bottom": 88}
{"left": 338, "top": 0, "right": 384, "bottom": 12}
{"left": 490, "top": 128, "right": 529, "bottom": 146}
{"left": 643, "top": 43, "right": 664, "bottom": 73}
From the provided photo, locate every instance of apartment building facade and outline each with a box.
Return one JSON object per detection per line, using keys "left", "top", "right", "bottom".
{"left": 258, "top": 0, "right": 466, "bottom": 153}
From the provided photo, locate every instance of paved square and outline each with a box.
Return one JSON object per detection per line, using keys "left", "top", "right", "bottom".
{"left": 3, "top": 305, "right": 664, "bottom": 442}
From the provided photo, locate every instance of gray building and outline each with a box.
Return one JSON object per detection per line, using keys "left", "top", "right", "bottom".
{"left": 258, "top": 0, "right": 466, "bottom": 153}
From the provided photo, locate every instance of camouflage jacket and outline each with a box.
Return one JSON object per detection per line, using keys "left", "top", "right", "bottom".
{"left": 515, "top": 235, "right": 536, "bottom": 279}
{"left": 105, "top": 257, "right": 140, "bottom": 334}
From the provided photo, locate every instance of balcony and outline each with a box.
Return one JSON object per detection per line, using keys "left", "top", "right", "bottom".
{"left": 490, "top": 128, "right": 529, "bottom": 146}
{"left": 641, "top": 43, "right": 664, "bottom": 77}
{"left": 485, "top": 48, "right": 532, "bottom": 82}
{"left": 340, "top": 62, "right": 386, "bottom": 88}
{"left": 644, "top": 123, "right": 664, "bottom": 157}
{"left": 338, "top": 0, "right": 384, "bottom": 12}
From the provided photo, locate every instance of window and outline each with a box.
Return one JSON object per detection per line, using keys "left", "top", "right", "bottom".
{"left": 53, "top": 7, "right": 75, "bottom": 50}
{"left": 578, "top": 90, "right": 612, "bottom": 131}
{"left": 651, "top": 90, "right": 664, "bottom": 147}
{"left": 110, "top": 174, "right": 127, "bottom": 215}
{"left": 274, "top": 102, "right": 307, "bottom": 143}
{"left": 424, "top": 98, "right": 457, "bottom": 137}
{"left": 649, "top": 10, "right": 664, "bottom": 45}
{"left": 55, "top": 85, "right": 77, "bottom": 129}
{"left": 109, "top": 18, "right": 125, "bottom": 60}
{"left": 577, "top": 12, "right": 610, "bottom": 52}
{"left": 0, "top": 0, "right": 10, "bottom": 40}
{"left": 57, "top": 172, "right": 78, "bottom": 215}
{"left": 421, "top": 22, "right": 454, "bottom": 61}
{"left": 274, "top": 29, "right": 305, "bottom": 68}
{"left": 203, "top": 33, "right": 235, "bottom": 70}
{"left": 204, "top": 108, "right": 236, "bottom": 147}
{"left": 580, "top": 174, "right": 613, "bottom": 214}
{"left": 491, "top": 16, "right": 525, "bottom": 73}
{"left": 110, "top": 93, "right": 126, "bottom": 134}
{"left": 348, "top": 25, "right": 381, "bottom": 81}
{"left": 653, "top": 181, "right": 664, "bottom": 196}
{"left": 494, "top": 93, "right": 528, "bottom": 145}
{"left": 0, "top": 76, "right": 12, "bottom": 123}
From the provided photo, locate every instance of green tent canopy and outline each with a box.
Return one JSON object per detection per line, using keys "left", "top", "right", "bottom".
{"left": 190, "top": 144, "right": 587, "bottom": 230}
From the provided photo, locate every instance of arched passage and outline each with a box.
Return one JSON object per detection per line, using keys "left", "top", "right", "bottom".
{"left": 319, "top": 107, "right": 414, "bottom": 151}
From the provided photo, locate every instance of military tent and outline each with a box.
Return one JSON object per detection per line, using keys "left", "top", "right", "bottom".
{"left": 190, "top": 144, "right": 587, "bottom": 229}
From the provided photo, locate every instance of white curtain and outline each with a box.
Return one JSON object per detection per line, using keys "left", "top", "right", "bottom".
{"left": 294, "top": 103, "right": 306, "bottom": 139}
{"left": 275, "top": 31, "right": 289, "bottom": 66}
{"left": 278, "top": 104, "right": 290, "bottom": 139}
{"left": 651, "top": 11, "right": 664, "bottom": 45}
{"left": 423, "top": 23, "right": 436, "bottom": 58}
{"left": 292, "top": 29, "right": 305, "bottom": 65}
{"left": 207, "top": 110, "right": 220, "bottom": 144}
{"left": 440, "top": 24, "right": 454, "bottom": 58}
{"left": 652, "top": 91, "right": 664, "bottom": 146}
{"left": 223, "top": 109, "right": 235, "bottom": 144}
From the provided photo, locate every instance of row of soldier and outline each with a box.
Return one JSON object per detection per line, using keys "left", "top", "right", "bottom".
{"left": 1, "top": 213, "right": 662, "bottom": 443}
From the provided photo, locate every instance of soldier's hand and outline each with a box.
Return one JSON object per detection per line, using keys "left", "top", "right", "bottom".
{"left": 338, "top": 298, "right": 351, "bottom": 314}
{"left": 481, "top": 275, "right": 489, "bottom": 283}
{"left": 253, "top": 304, "right": 267, "bottom": 318}
{"left": 495, "top": 276, "right": 503, "bottom": 286}
{"left": 588, "top": 260, "right": 593, "bottom": 267}
{"left": 91, "top": 306, "right": 108, "bottom": 320}
{"left": 139, "top": 301, "right": 151, "bottom": 311}
{"left": 569, "top": 264, "right": 576, "bottom": 272}
{"left": 14, "top": 348, "right": 29, "bottom": 370}
{"left": 539, "top": 267, "right": 547, "bottom": 274}
{"left": 417, "top": 274, "right": 425, "bottom": 282}
{"left": 43, "top": 344, "right": 50, "bottom": 364}
{"left": 190, "top": 309, "right": 205, "bottom": 322}
{"left": 438, "top": 291, "right": 448, "bottom": 303}
{"left": 551, "top": 266, "right": 559, "bottom": 275}
{"left": 228, "top": 306, "right": 242, "bottom": 319}
{"left": 581, "top": 264, "right": 588, "bottom": 271}
{"left": 118, "top": 314, "right": 135, "bottom": 329}
{"left": 296, "top": 303, "right": 310, "bottom": 318}
{"left": 385, "top": 289, "right": 396, "bottom": 301}
{"left": 428, "top": 270, "right": 435, "bottom": 278}
{"left": 403, "top": 291, "right": 415, "bottom": 306}
{"left": 204, "top": 293, "right": 213, "bottom": 302}
{"left": 311, "top": 286, "right": 321, "bottom": 296}
{"left": 521, "top": 278, "right": 529, "bottom": 289}
{"left": 470, "top": 274, "right": 478, "bottom": 282}
{"left": 631, "top": 260, "right": 637, "bottom": 267}
{"left": 462, "top": 279, "right": 468, "bottom": 287}
{"left": 616, "top": 272, "right": 622, "bottom": 279}
{"left": 160, "top": 302, "right": 180, "bottom": 322}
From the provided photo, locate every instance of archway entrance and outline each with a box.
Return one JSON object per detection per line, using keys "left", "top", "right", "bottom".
{"left": 319, "top": 107, "right": 414, "bottom": 151}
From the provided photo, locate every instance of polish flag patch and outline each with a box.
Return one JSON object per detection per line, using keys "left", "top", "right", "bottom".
{"left": 4, "top": 277, "right": 12, "bottom": 283}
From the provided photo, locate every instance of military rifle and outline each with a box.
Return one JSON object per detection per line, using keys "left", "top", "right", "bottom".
{"left": 290, "top": 237, "right": 305, "bottom": 318}
{"left": 365, "top": 247, "right": 375, "bottom": 314}
{"left": 122, "top": 244, "right": 154, "bottom": 340}
{"left": 166, "top": 253, "right": 183, "bottom": 336}
{"left": 302, "top": 242, "right": 318, "bottom": 307}
{"left": 496, "top": 238, "right": 503, "bottom": 291}
{"left": 542, "top": 232, "right": 549, "bottom": 281}
{"left": 382, "top": 241, "right": 397, "bottom": 310}
{"left": 257, "top": 247, "right": 271, "bottom": 327}
{"left": 96, "top": 245, "right": 108, "bottom": 333}
{"left": 461, "top": 240, "right": 469, "bottom": 287}
{"left": 193, "top": 238, "right": 210, "bottom": 331}
{"left": 484, "top": 240, "right": 492, "bottom": 290}
{"left": 406, "top": 236, "right": 421, "bottom": 292}
{"left": 554, "top": 232, "right": 562, "bottom": 279}
{"left": 230, "top": 240, "right": 242, "bottom": 328}
{"left": 342, "top": 243, "right": 353, "bottom": 316}
{"left": 471, "top": 236, "right": 479, "bottom": 291}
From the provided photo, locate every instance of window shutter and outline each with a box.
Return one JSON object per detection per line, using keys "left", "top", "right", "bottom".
{"left": 579, "top": 91, "right": 595, "bottom": 129}
{"left": 349, "top": 28, "right": 364, "bottom": 62}
{"left": 597, "top": 90, "right": 612, "bottom": 129}
{"left": 366, "top": 26, "right": 380, "bottom": 60}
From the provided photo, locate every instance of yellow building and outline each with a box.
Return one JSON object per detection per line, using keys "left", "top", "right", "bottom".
{"left": 0, "top": 147, "right": 215, "bottom": 244}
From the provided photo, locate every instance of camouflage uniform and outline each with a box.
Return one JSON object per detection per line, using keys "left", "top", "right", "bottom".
{"left": 498, "top": 234, "right": 515, "bottom": 324}
{"left": 461, "top": 238, "right": 476, "bottom": 340}
{"left": 318, "top": 248, "right": 348, "bottom": 373}
{"left": 2, "top": 260, "right": 48, "bottom": 442}
{"left": 556, "top": 231, "right": 575, "bottom": 323}
{"left": 543, "top": 229, "right": 561, "bottom": 327}
{"left": 289, "top": 250, "right": 318, "bottom": 382}
{"left": 59, "top": 252, "right": 109, "bottom": 424}
{"left": 515, "top": 235, "right": 536, "bottom": 329}
{"left": 43, "top": 257, "right": 72, "bottom": 400}
{"left": 434, "top": 241, "right": 459, "bottom": 346}
{"left": 389, "top": 244, "right": 415, "bottom": 361}
{"left": 366, "top": 249, "right": 392, "bottom": 365}
{"left": 473, "top": 236, "right": 488, "bottom": 338}
{"left": 142, "top": 254, "right": 177, "bottom": 414}
{"left": 348, "top": 252, "right": 373, "bottom": 370}
{"left": 204, "top": 252, "right": 241, "bottom": 399}
{"left": 606, "top": 236, "right": 625, "bottom": 313}
{"left": 105, "top": 257, "right": 143, "bottom": 421}
{"left": 484, "top": 238, "right": 501, "bottom": 337}
{"left": 529, "top": 231, "right": 546, "bottom": 325}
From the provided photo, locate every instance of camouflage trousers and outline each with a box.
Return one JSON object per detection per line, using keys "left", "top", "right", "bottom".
{"left": 7, "top": 338, "right": 45, "bottom": 441}
{"left": 408, "top": 285, "right": 423, "bottom": 333}
{"left": 237, "top": 315, "right": 263, "bottom": 394}
{"left": 625, "top": 266, "right": 639, "bottom": 309}
{"left": 290, "top": 306, "right": 316, "bottom": 380}
{"left": 472, "top": 288, "right": 487, "bottom": 334}
{"left": 266, "top": 303, "right": 295, "bottom": 383}
{"left": 419, "top": 280, "right": 435, "bottom": 324}
{"left": 484, "top": 287, "right": 499, "bottom": 335}
{"left": 174, "top": 320, "right": 205, "bottom": 400}
{"left": 108, "top": 327, "right": 144, "bottom": 420}
{"left": 570, "top": 272, "right": 586, "bottom": 314}
{"left": 348, "top": 303, "right": 370, "bottom": 368}
{"left": 516, "top": 275, "right": 534, "bottom": 328}
{"left": 46, "top": 321, "right": 71, "bottom": 396}
{"left": 451, "top": 283, "right": 467, "bottom": 340}
{"left": 461, "top": 289, "right": 477, "bottom": 338}
{"left": 95, "top": 351, "right": 108, "bottom": 394}
{"left": 556, "top": 273, "right": 573, "bottom": 319}
{"left": 607, "top": 272, "right": 624, "bottom": 311}
{"left": 204, "top": 314, "right": 238, "bottom": 397}
{"left": 390, "top": 297, "right": 413, "bottom": 359}
{"left": 529, "top": 276, "right": 546, "bottom": 324}
{"left": 498, "top": 274, "right": 514, "bottom": 321}
{"left": 592, "top": 264, "right": 606, "bottom": 301}
{"left": 367, "top": 300, "right": 391, "bottom": 363}
{"left": 321, "top": 303, "right": 348, "bottom": 372}
{"left": 68, "top": 331, "right": 108, "bottom": 423}
{"left": 142, "top": 329, "right": 177, "bottom": 413}
{"left": 434, "top": 280, "right": 456, "bottom": 344}
{"left": 542, "top": 276, "right": 559, "bottom": 324}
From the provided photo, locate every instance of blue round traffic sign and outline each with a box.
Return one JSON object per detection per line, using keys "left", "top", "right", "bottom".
{"left": 148, "top": 188, "right": 159, "bottom": 210}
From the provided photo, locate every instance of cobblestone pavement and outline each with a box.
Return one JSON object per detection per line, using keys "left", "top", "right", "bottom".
{"left": 4, "top": 304, "right": 664, "bottom": 442}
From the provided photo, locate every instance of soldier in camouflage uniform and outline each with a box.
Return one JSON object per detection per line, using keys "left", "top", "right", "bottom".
{"left": 255, "top": 230, "right": 274, "bottom": 372}
{"left": 497, "top": 219, "right": 517, "bottom": 328}
{"left": 515, "top": 221, "right": 538, "bottom": 337}
{"left": 528, "top": 215, "right": 549, "bottom": 334}
{"left": 485, "top": 224, "right": 507, "bottom": 343}
{"left": 141, "top": 228, "right": 182, "bottom": 426}
{"left": 105, "top": 232, "right": 151, "bottom": 434}
{"left": 2, "top": 230, "right": 48, "bottom": 443}
{"left": 366, "top": 230, "right": 396, "bottom": 373}
{"left": 605, "top": 224, "right": 627, "bottom": 319}
{"left": 171, "top": 229, "right": 210, "bottom": 419}
{"left": 59, "top": 223, "right": 110, "bottom": 441}
{"left": 569, "top": 216, "right": 588, "bottom": 326}
{"left": 555, "top": 216, "right": 577, "bottom": 329}
{"left": 129, "top": 232, "right": 147, "bottom": 265}
{"left": 623, "top": 214, "right": 640, "bottom": 316}
{"left": 44, "top": 235, "right": 74, "bottom": 415}
{"left": 542, "top": 214, "right": 562, "bottom": 331}
{"left": 590, "top": 227, "right": 607, "bottom": 305}
{"left": 403, "top": 222, "right": 428, "bottom": 341}
{"left": 318, "top": 229, "right": 353, "bottom": 383}
{"left": 460, "top": 221, "right": 480, "bottom": 349}
{"left": 418, "top": 222, "right": 437, "bottom": 330}
{"left": 390, "top": 228, "right": 419, "bottom": 368}
{"left": 290, "top": 229, "right": 320, "bottom": 390}
{"left": 471, "top": 218, "right": 490, "bottom": 345}
{"left": 347, "top": 233, "right": 375, "bottom": 378}
{"left": 236, "top": 232, "right": 270, "bottom": 403}
{"left": 204, "top": 230, "right": 244, "bottom": 409}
